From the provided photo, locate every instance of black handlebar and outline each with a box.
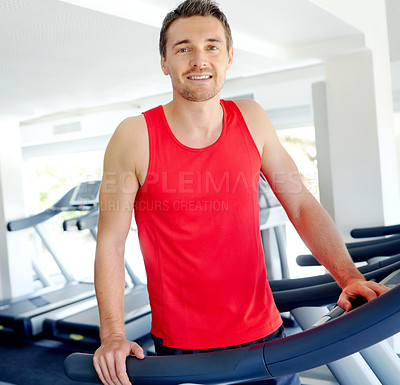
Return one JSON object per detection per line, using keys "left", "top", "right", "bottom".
{"left": 63, "top": 208, "right": 99, "bottom": 232}
{"left": 272, "top": 253, "right": 400, "bottom": 292}
{"left": 351, "top": 224, "right": 400, "bottom": 238}
{"left": 297, "top": 235, "right": 400, "bottom": 267}
{"left": 65, "top": 283, "right": 400, "bottom": 384}
{"left": 274, "top": 259, "right": 400, "bottom": 312}
{"left": 77, "top": 209, "right": 99, "bottom": 231}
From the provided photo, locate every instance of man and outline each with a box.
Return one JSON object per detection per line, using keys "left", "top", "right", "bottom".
{"left": 93, "top": 1, "right": 388, "bottom": 384}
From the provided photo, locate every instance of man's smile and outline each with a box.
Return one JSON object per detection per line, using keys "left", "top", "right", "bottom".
{"left": 187, "top": 74, "right": 213, "bottom": 80}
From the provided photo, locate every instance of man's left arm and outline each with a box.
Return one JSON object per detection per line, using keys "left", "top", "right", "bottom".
{"left": 274, "top": 185, "right": 388, "bottom": 311}
{"left": 237, "top": 99, "right": 389, "bottom": 311}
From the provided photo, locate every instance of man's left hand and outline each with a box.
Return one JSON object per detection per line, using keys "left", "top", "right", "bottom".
{"left": 337, "top": 279, "right": 389, "bottom": 311}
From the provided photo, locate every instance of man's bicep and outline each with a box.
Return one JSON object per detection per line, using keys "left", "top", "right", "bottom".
{"left": 97, "top": 186, "right": 136, "bottom": 242}
{"left": 97, "top": 128, "right": 139, "bottom": 245}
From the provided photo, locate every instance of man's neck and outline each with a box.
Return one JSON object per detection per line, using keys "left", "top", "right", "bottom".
{"left": 165, "top": 93, "right": 222, "bottom": 130}
{"left": 163, "top": 94, "right": 224, "bottom": 148}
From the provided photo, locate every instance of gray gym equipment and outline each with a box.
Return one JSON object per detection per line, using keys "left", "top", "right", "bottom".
{"left": 43, "top": 209, "right": 151, "bottom": 348}
{"left": 0, "top": 181, "right": 100, "bottom": 338}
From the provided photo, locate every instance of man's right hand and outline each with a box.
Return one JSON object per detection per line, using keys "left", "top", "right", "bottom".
{"left": 93, "top": 335, "right": 145, "bottom": 385}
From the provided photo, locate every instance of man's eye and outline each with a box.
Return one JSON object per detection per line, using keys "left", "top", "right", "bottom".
{"left": 208, "top": 45, "right": 218, "bottom": 50}
{"left": 178, "top": 48, "right": 188, "bottom": 53}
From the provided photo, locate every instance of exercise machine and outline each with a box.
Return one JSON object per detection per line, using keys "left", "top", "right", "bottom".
{"left": 292, "top": 233, "right": 400, "bottom": 384}
{"left": 42, "top": 268, "right": 151, "bottom": 348}
{"left": 0, "top": 181, "right": 100, "bottom": 338}
{"left": 65, "top": 262, "right": 400, "bottom": 384}
{"left": 43, "top": 207, "right": 152, "bottom": 349}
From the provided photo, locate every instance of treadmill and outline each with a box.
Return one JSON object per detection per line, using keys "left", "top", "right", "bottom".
{"left": 43, "top": 208, "right": 152, "bottom": 349}
{"left": 0, "top": 181, "right": 100, "bottom": 338}
{"left": 64, "top": 192, "right": 400, "bottom": 383}
{"left": 278, "top": 247, "right": 400, "bottom": 385}
{"left": 43, "top": 264, "right": 151, "bottom": 347}
{"left": 65, "top": 259, "right": 400, "bottom": 384}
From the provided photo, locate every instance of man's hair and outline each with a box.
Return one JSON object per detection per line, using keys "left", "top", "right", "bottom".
{"left": 159, "top": 0, "right": 233, "bottom": 58}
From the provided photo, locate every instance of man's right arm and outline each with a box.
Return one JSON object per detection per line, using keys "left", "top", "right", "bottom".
{"left": 92, "top": 117, "right": 146, "bottom": 385}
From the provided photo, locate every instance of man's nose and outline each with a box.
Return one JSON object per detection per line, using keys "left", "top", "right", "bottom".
{"left": 189, "top": 49, "right": 208, "bottom": 68}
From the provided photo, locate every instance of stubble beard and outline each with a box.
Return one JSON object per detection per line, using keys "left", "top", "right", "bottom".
{"left": 177, "top": 70, "right": 224, "bottom": 102}
{"left": 181, "top": 86, "right": 220, "bottom": 102}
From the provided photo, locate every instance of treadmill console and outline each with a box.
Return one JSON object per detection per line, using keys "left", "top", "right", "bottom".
{"left": 380, "top": 269, "right": 400, "bottom": 288}
{"left": 69, "top": 181, "right": 101, "bottom": 207}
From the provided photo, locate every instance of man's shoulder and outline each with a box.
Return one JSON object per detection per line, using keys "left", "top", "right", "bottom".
{"left": 110, "top": 114, "right": 146, "bottom": 145}
{"left": 229, "top": 99, "right": 270, "bottom": 129}
{"left": 104, "top": 114, "right": 149, "bottom": 181}
{"left": 107, "top": 114, "right": 148, "bottom": 156}
{"left": 230, "top": 98, "right": 262, "bottom": 113}
{"left": 118, "top": 114, "right": 147, "bottom": 134}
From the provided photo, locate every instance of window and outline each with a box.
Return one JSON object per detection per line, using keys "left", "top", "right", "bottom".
{"left": 22, "top": 151, "right": 146, "bottom": 285}
{"left": 277, "top": 125, "right": 324, "bottom": 277}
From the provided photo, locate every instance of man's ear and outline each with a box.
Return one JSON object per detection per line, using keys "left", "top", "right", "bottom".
{"left": 226, "top": 46, "right": 233, "bottom": 70}
{"left": 161, "top": 55, "right": 169, "bottom": 75}
{"left": 226, "top": 46, "right": 234, "bottom": 70}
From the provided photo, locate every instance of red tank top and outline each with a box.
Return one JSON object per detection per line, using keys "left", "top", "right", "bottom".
{"left": 134, "top": 99, "right": 282, "bottom": 349}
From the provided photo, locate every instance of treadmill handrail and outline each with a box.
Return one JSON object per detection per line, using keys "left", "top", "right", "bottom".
{"left": 345, "top": 237, "right": 400, "bottom": 261}
{"left": 346, "top": 234, "right": 400, "bottom": 249}
{"left": 351, "top": 224, "right": 400, "bottom": 238}
{"left": 271, "top": 252, "right": 400, "bottom": 292}
{"left": 64, "top": 283, "right": 400, "bottom": 384}
{"left": 297, "top": 236, "right": 400, "bottom": 266}
{"left": 77, "top": 209, "right": 99, "bottom": 231}
{"left": 273, "top": 259, "right": 400, "bottom": 312}
{"left": 265, "top": 282, "right": 400, "bottom": 377}
{"left": 63, "top": 208, "right": 99, "bottom": 232}
{"left": 7, "top": 185, "right": 97, "bottom": 232}
{"left": 7, "top": 208, "right": 61, "bottom": 231}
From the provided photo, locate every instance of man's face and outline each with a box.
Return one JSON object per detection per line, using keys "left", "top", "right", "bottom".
{"left": 161, "top": 15, "right": 233, "bottom": 102}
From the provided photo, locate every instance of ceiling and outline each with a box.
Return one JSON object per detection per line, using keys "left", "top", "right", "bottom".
{"left": 0, "top": 0, "right": 399, "bottom": 122}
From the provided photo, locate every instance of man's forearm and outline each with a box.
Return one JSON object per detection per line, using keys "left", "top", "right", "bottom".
{"left": 94, "top": 244, "right": 127, "bottom": 340}
{"left": 290, "top": 193, "right": 364, "bottom": 289}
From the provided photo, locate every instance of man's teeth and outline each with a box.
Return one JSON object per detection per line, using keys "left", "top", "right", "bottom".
{"left": 188, "top": 75, "right": 211, "bottom": 79}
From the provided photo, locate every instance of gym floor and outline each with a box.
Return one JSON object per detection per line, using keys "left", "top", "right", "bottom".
{"left": 0, "top": 338, "right": 91, "bottom": 385}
